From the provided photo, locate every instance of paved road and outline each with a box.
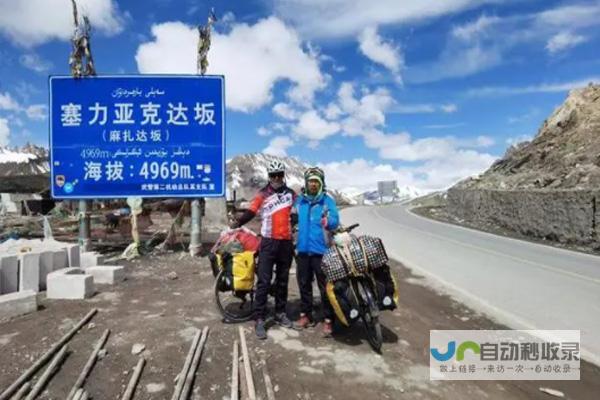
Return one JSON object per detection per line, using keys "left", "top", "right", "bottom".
{"left": 341, "top": 205, "right": 600, "bottom": 365}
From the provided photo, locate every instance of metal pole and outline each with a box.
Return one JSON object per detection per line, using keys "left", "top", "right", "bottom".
{"left": 189, "top": 199, "right": 202, "bottom": 257}
{"left": 78, "top": 200, "right": 91, "bottom": 252}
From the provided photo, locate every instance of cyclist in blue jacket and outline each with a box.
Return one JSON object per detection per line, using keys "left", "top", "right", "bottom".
{"left": 292, "top": 167, "right": 340, "bottom": 337}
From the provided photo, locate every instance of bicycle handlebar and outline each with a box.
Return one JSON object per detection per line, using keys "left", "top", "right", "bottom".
{"left": 335, "top": 223, "right": 359, "bottom": 233}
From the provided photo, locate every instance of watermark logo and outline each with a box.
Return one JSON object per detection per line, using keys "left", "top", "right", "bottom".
{"left": 430, "top": 330, "right": 580, "bottom": 380}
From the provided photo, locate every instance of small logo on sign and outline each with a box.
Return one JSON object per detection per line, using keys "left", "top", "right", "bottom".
{"left": 55, "top": 175, "right": 65, "bottom": 187}
{"left": 64, "top": 182, "right": 74, "bottom": 194}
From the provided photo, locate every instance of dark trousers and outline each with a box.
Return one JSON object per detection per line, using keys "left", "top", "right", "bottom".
{"left": 296, "top": 253, "right": 334, "bottom": 321}
{"left": 254, "top": 238, "right": 294, "bottom": 320}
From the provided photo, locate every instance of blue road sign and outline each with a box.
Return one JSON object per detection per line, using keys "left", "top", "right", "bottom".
{"left": 49, "top": 75, "right": 225, "bottom": 199}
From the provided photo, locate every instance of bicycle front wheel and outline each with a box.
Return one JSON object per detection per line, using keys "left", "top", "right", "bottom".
{"left": 357, "top": 279, "right": 383, "bottom": 353}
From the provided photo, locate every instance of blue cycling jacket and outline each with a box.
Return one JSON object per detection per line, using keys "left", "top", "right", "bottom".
{"left": 294, "top": 192, "right": 340, "bottom": 255}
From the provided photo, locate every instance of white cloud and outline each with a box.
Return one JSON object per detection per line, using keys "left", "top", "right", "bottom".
{"left": 293, "top": 110, "right": 340, "bottom": 141}
{"left": 257, "top": 126, "right": 271, "bottom": 137}
{"left": 358, "top": 26, "right": 403, "bottom": 82}
{"left": 391, "top": 103, "right": 459, "bottom": 114}
{"left": 0, "top": 118, "right": 10, "bottom": 146}
{"left": 25, "top": 104, "right": 47, "bottom": 120}
{"left": 263, "top": 135, "right": 294, "bottom": 157}
{"left": 324, "top": 103, "right": 343, "bottom": 120}
{"left": 19, "top": 53, "right": 53, "bottom": 73}
{"left": 467, "top": 77, "right": 600, "bottom": 97}
{"left": 408, "top": 2, "right": 600, "bottom": 83}
{"left": 0, "top": 92, "right": 20, "bottom": 111}
{"left": 473, "top": 135, "right": 495, "bottom": 148}
{"left": 273, "top": 103, "right": 300, "bottom": 120}
{"left": 319, "top": 158, "right": 416, "bottom": 191}
{"left": 273, "top": 0, "right": 496, "bottom": 39}
{"left": 337, "top": 84, "right": 393, "bottom": 136}
{"left": 451, "top": 14, "right": 500, "bottom": 41}
{"left": 318, "top": 151, "right": 496, "bottom": 192}
{"left": 406, "top": 44, "right": 502, "bottom": 83}
{"left": 415, "top": 149, "right": 496, "bottom": 189}
{"left": 441, "top": 103, "right": 458, "bottom": 113}
{"left": 0, "top": 0, "right": 124, "bottom": 47}
{"left": 546, "top": 31, "right": 587, "bottom": 54}
{"left": 265, "top": 78, "right": 496, "bottom": 191}
{"left": 136, "top": 17, "right": 326, "bottom": 112}
{"left": 535, "top": 3, "right": 600, "bottom": 29}
{"left": 365, "top": 131, "right": 458, "bottom": 162}
{"left": 0, "top": 91, "right": 48, "bottom": 121}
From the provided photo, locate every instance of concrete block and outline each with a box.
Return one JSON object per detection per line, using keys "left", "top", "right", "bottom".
{"left": 86, "top": 266, "right": 125, "bottom": 284}
{"left": 0, "top": 255, "right": 19, "bottom": 294}
{"left": 52, "top": 250, "right": 69, "bottom": 270}
{"left": 39, "top": 251, "right": 54, "bottom": 291}
{"left": 65, "top": 244, "right": 80, "bottom": 267}
{"left": 0, "top": 290, "right": 37, "bottom": 320}
{"left": 19, "top": 253, "right": 40, "bottom": 293}
{"left": 47, "top": 268, "right": 94, "bottom": 299}
{"left": 80, "top": 252, "right": 106, "bottom": 268}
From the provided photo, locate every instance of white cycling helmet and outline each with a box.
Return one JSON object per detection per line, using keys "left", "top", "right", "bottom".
{"left": 267, "top": 160, "right": 285, "bottom": 174}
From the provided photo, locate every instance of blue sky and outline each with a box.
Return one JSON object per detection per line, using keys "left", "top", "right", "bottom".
{"left": 1, "top": 0, "right": 599, "bottom": 191}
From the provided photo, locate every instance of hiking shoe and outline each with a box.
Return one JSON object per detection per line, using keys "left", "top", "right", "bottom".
{"left": 293, "top": 313, "right": 316, "bottom": 330}
{"left": 274, "top": 313, "right": 293, "bottom": 328}
{"left": 255, "top": 319, "right": 267, "bottom": 340}
{"left": 322, "top": 319, "right": 333, "bottom": 338}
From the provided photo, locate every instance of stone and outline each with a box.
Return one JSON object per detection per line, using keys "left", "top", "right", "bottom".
{"left": 86, "top": 266, "right": 125, "bottom": 285}
{"left": 166, "top": 272, "right": 178, "bottom": 280}
{"left": 80, "top": 252, "right": 106, "bottom": 268}
{"left": 52, "top": 250, "right": 69, "bottom": 270}
{"left": 39, "top": 251, "right": 54, "bottom": 291}
{"left": 47, "top": 268, "right": 94, "bottom": 300}
{"left": 0, "top": 290, "right": 37, "bottom": 320}
{"left": 65, "top": 244, "right": 81, "bottom": 267}
{"left": 19, "top": 253, "right": 40, "bottom": 293}
{"left": 131, "top": 343, "right": 145, "bottom": 355}
{"left": 0, "top": 256, "right": 19, "bottom": 294}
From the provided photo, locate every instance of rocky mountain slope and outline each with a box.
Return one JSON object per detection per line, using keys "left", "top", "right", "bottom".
{"left": 448, "top": 84, "right": 600, "bottom": 250}
{"left": 455, "top": 84, "right": 600, "bottom": 190}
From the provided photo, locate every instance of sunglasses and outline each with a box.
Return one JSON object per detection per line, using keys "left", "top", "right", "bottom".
{"left": 269, "top": 172, "right": 284, "bottom": 179}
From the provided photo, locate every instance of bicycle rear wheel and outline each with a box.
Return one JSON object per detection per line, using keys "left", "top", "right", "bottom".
{"left": 214, "top": 269, "right": 255, "bottom": 323}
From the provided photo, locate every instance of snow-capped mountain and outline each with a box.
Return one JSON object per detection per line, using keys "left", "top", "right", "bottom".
{"left": 226, "top": 153, "right": 424, "bottom": 205}
{"left": 226, "top": 153, "right": 307, "bottom": 201}
{"left": 0, "top": 144, "right": 49, "bottom": 177}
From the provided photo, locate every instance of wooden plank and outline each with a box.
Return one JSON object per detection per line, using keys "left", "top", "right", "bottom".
{"left": 120, "top": 357, "right": 145, "bottom": 400}
{"left": 0, "top": 309, "right": 97, "bottom": 400}
{"left": 231, "top": 340, "right": 239, "bottom": 400}
{"left": 238, "top": 327, "right": 256, "bottom": 400}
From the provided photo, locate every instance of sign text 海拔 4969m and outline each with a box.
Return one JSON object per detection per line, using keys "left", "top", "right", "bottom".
{"left": 49, "top": 75, "right": 225, "bottom": 199}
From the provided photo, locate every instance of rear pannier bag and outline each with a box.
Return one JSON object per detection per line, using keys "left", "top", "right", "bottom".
{"left": 214, "top": 251, "right": 256, "bottom": 293}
